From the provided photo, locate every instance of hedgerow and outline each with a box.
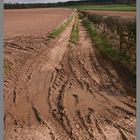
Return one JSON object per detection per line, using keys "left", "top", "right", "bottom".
{"left": 80, "top": 11, "right": 136, "bottom": 73}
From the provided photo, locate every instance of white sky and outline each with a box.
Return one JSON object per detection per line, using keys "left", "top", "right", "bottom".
{"left": 4, "top": 0, "right": 79, "bottom": 3}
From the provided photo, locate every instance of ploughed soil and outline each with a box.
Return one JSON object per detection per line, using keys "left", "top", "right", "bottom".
{"left": 4, "top": 8, "right": 73, "bottom": 38}
{"left": 4, "top": 10, "right": 136, "bottom": 140}
{"left": 85, "top": 10, "right": 136, "bottom": 18}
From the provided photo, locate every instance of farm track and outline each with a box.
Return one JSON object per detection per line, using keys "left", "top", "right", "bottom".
{"left": 4, "top": 11, "right": 136, "bottom": 140}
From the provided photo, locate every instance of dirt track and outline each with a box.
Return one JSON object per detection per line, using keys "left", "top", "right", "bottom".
{"left": 4, "top": 10, "right": 136, "bottom": 140}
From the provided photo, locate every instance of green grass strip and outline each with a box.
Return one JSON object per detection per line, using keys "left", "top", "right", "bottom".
{"left": 82, "top": 18, "right": 119, "bottom": 59}
{"left": 49, "top": 16, "right": 73, "bottom": 39}
{"left": 70, "top": 20, "right": 79, "bottom": 44}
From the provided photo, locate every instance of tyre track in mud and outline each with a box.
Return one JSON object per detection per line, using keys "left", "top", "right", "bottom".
{"left": 51, "top": 19, "right": 135, "bottom": 140}
{"left": 4, "top": 12, "right": 136, "bottom": 140}
{"left": 4, "top": 12, "right": 76, "bottom": 140}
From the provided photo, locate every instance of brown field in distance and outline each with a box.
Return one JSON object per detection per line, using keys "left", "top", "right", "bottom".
{"left": 4, "top": 8, "right": 73, "bottom": 38}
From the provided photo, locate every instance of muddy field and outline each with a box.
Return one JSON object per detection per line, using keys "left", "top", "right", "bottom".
{"left": 85, "top": 10, "right": 136, "bottom": 18}
{"left": 4, "top": 9, "right": 136, "bottom": 140}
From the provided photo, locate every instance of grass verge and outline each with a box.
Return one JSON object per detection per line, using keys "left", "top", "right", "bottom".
{"left": 82, "top": 18, "right": 119, "bottom": 59}
{"left": 82, "top": 17, "right": 135, "bottom": 75}
{"left": 70, "top": 20, "right": 79, "bottom": 44}
{"left": 66, "top": 4, "right": 136, "bottom": 11}
{"left": 49, "top": 15, "right": 73, "bottom": 39}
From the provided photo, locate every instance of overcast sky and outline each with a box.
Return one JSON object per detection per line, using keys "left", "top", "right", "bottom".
{"left": 4, "top": 0, "right": 79, "bottom": 3}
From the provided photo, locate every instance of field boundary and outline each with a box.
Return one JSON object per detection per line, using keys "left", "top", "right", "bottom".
{"left": 80, "top": 11, "right": 136, "bottom": 75}
{"left": 70, "top": 13, "right": 79, "bottom": 44}
{"left": 48, "top": 10, "right": 75, "bottom": 39}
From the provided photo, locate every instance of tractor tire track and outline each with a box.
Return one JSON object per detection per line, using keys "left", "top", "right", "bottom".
{"left": 4, "top": 11, "right": 136, "bottom": 140}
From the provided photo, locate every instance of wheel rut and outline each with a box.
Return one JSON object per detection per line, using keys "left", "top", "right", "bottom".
{"left": 4, "top": 12, "right": 136, "bottom": 140}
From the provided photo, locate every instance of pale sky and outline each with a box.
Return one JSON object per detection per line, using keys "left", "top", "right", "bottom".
{"left": 4, "top": 0, "right": 79, "bottom": 3}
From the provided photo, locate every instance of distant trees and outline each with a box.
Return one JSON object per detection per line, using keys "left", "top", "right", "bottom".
{"left": 79, "top": 0, "right": 136, "bottom": 4}
{"left": 4, "top": 0, "right": 136, "bottom": 9}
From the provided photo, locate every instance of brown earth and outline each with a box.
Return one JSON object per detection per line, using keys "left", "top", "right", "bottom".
{"left": 4, "top": 9, "right": 136, "bottom": 140}
{"left": 4, "top": 8, "right": 73, "bottom": 38}
{"left": 85, "top": 10, "right": 136, "bottom": 18}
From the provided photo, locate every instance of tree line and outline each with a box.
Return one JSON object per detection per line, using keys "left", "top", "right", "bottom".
{"left": 4, "top": 0, "right": 136, "bottom": 9}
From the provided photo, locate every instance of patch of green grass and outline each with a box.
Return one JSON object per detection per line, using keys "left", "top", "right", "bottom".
{"left": 70, "top": 22, "right": 79, "bottom": 44}
{"left": 49, "top": 16, "right": 73, "bottom": 39}
{"left": 4, "top": 61, "right": 12, "bottom": 75}
{"left": 66, "top": 4, "right": 136, "bottom": 11}
{"left": 82, "top": 18, "right": 120, "bottom": 60}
